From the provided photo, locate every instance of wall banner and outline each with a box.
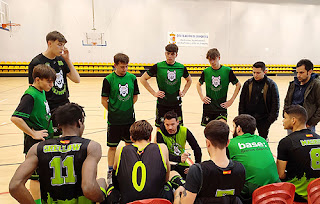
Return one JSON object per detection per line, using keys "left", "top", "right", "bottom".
{"left": 168, "top": 32, "right": 209, "bottom": 47}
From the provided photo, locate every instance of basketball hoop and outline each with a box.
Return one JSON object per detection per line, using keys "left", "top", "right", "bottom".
{"left": 2, "top": 23, "right": 21, "bottom": 33}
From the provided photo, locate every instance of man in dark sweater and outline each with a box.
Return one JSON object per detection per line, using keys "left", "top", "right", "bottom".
{"left": 239, "top": 61, "right": 279, "bottom": 139}
{"left": 157, "top": 111, "right": 202, "bottom": 179}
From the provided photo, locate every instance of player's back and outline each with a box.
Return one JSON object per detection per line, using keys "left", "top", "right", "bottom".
{"left": 116, "top": 143, "right": 167, "bottom": 204}
{"left": 37, "top": 136, "right": 92, "bottom": 203}
{"left": 283, "top": 129, "right": 320, "bottom": 179}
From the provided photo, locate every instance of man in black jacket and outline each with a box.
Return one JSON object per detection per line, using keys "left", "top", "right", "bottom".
{"left": 239, "top": 61, "right": 280, "bottom": 139}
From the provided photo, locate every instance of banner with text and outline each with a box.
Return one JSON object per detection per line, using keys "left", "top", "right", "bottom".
{"left": 168, "top": 32, "right": 209, "bottom": 47}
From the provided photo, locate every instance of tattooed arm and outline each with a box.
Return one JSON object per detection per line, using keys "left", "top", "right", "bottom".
{"left": 173, "top": 186, "right": 197, "bottom": 204}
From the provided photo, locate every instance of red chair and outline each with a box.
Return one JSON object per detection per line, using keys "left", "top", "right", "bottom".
{"left": 252, "top": 182, "right": 296, "bottom": 204}
{"left": 128, "top": 198, "right": 172, "bottom": 204}
{"left": 308, "top": 178, "right": 320, "bottom": 204}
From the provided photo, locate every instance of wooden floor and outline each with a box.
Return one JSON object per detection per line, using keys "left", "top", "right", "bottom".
{"left": 0, "top": 76, "right": 317, "bottom": 203}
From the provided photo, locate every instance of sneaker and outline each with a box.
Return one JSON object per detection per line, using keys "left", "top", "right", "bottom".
{"left": 107, "top": 171, "right": 112, "bottom": 186}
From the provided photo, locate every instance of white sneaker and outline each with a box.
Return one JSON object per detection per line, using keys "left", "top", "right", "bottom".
{"left": 107, "top": 171, "right": 112, "bottom": 186}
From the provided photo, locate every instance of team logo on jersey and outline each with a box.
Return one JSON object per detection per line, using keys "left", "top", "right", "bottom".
{"left": 172, "top": 143, "right": 182, "bottom": 156}
{"left": 44, "top": 101, "right": 51, "bottom": 115}
{"left": 212, "top": 76, "right": 221, "bottom": 87}
{"left": 55, "top": 70, "right": 64, "bottom": 89}
{"left": 119, "top": 83, "right": 129, "bottom": 97}
{"left": 167, "top": 70, "right": 176, "bottom": 82}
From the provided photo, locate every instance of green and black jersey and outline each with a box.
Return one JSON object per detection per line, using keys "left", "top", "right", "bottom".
{"left": 101, "top": 72, "right": 139, "bottom": 125}
{"left": 278, "top": 129, "right": 320, "bottom": 200}
{"left": 228, "top": 133, "right": 280, "bottom": 198}
{"left": 115, "top": 143, "right": 167, "bottom": 204}
{"left": 12, "top": 86, "right": 54, "bottom": 153}
{"left": 37, "top": 136, "right": 93, "bottom": 203}
{"left": 29, "top": 54, "right": 70, "bottom": 109}
{"left": 147, "top": 61, "right": 189, "bottom": 106}
{"left": 199, "top": 66, "right": 238, "bottom": 113}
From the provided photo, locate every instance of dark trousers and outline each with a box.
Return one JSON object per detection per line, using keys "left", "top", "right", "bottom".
{"left": 256, "top": 119, "right": 271, "bottom": 140}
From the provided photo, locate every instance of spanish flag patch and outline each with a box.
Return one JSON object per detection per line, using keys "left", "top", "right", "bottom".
{"left": 306, "top": 134, "right": 313, "bottom": 138}
{"left": 223, "top": 170, "right": 232, "bottom": 175}
{"left": 60, "top": 140, "right": 70, "bottom": 144}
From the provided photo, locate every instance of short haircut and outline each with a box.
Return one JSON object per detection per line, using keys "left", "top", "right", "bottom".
{"left": 164, "top": 111, "right": 178, "bottom": 121}
{"left": 204, "top": 120, "right": 229, "bottom": 149}
{"left": 284, "top": 105, "right": 307, "bottom": 124}
{"left": 206, "top": 48, "right": 220, "bottom": 60}
{"left": 52, "top": 103, "right": 85, "bottom": 127}
{"left": 253, "top": 61, "right": 266, "bottom": 71}
{"left": 46, "top": 31, "right": 67, "bottom": 43}
{"left": 165, "top": 44, "right": 178, "bottom": 53}
{"left": 114, "top": 53, "right": 129, "bottom": 65}
{"left": 233, "top": 114, "right": 256, "bottom": 135}
{"left": 297, "top": 59, "right": 313, "bottom": 71}
{"left": 32, "top": 64, "right": 56, "bottom": 81}
{"left": 130, "top": 120, "right": 153, "bottom": 141}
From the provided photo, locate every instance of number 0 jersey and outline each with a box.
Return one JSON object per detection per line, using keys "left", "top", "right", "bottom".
{"left": 37, "top": 136, "right": 92, "bottom": 203}
{"left": 115, "top": 143, "right": 167, "bottom": 204}
{"left": 277, "top": 129, "right": 320, "bottom": 199}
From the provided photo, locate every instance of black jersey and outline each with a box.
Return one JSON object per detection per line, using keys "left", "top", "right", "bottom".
{"left": 185, "top": 160, "right": 245, "bottom": 204}
{"left": 37, "top": 136, "right": 91, "bottom": 203}
{"left": 278, "top": 129, "right": 320, "bottom": 180}
{"left": 29, "top": 54, "right": 70, "bottom": 109}
{"left": 115, "top": 143, "right": 167, "bottom": 204}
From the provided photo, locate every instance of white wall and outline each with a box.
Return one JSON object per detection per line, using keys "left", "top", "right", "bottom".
{"left": 1, "top": 0, "right": 320, "bottom": 65}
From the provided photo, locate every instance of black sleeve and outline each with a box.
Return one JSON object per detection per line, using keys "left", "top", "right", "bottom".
{"left": 61, "top": 57, "right": 70, "bottom": 74}
{"left": 12, "top": 94, "right": 34, "bottom": 119}
{"left": 184, "top": 164, "right": 202, "bottom": 194}
{"left": 199, "top": 71, "right": 205, "bottom": 84}
{"left": 239, "top": 81, "right": 249, "bottom": 115}
{"left": 186, "top": 129, "right": 202, "bottom": 163}
{"left": 133, "top": 78, "right": 140, "bottom": 95}
{"left": 101, "top": 78, "right": 111, "bottom": 97}
{"left": 267, "top": 81, "right": 280, "bottom": 124}
{"left": 156, "top": 132, "right": 164, "bottom": 143}
{"left": 277, "top": 137, "right": 291, "bottom": 161}
{"left": 28, "top": 58, "right": 40, "bottom": 84}
{"left": 146, "top": 64, "right": 157, "bottom": 77}
{"left": 229, "top": 69, "right": 239, "bottom": 85}
{"left": 226, "top": 147, "right": 230, "bottom": 159}
{"left": 183, "top": 67, "right": 190, "bottom": 78}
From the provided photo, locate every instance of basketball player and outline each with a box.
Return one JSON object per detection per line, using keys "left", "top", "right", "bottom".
{"left": 9, "top": 103, "right": 107, "bottom": 203}
{"left": 197, "top": 48, "right": 241, "bottom": 125}
{"left": 113, "top": 120, "right": 174, "bottom": 203}
{"left": 101, "top": 53, "right": 139, "bottom": 184}
{"left": 11, "top": 64, "right": 56, "bottom": 204}
{"left": 140, "top": 43, "right": 192, "bottom": 128}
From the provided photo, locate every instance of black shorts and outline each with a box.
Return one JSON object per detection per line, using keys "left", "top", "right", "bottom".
{"left": 171, "top": 164, "right": 189, "bottom": 179}
{"left": 155, "top": 104, "right": 183, "bottom": 127}
{"left": 107, "top": 124, "right": 133, "bottom": 147}
{"left": 201, "top": 112, "right": 227, "bottom": 126}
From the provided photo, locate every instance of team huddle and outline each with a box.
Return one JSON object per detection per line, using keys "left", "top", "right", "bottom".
{"left": 8, "top": 31, "right": 320, "bottom": 204}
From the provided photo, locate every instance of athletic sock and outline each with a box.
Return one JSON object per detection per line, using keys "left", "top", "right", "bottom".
{"left": 34, "top": 199, "right": 41, "bottom": 204}
{"left": 170, "top": 175, "right": 185, "bottom": 190}
{"left": 108, "top": 166, "right": 113, "bottom": 172}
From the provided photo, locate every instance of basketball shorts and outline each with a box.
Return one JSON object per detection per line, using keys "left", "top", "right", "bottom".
{"left": 201, "top": 112, "right": 227, "bottom": 126}
{"left": 155, "top": 104, "right": 183, "bottom": 127}
{"left": 107, "top": 124, "right": 133, "bottom": 147}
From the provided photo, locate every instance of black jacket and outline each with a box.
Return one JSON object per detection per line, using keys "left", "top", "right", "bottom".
{"left": 284, "top": 73, "right": 320, "bottom": 126}
{"left": 239, "top": 76, "right": 280, "bottom": 124}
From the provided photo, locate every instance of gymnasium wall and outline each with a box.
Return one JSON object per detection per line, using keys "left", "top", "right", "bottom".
{"left": 1, "top": 0, "right": 320, "bottom": 65}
